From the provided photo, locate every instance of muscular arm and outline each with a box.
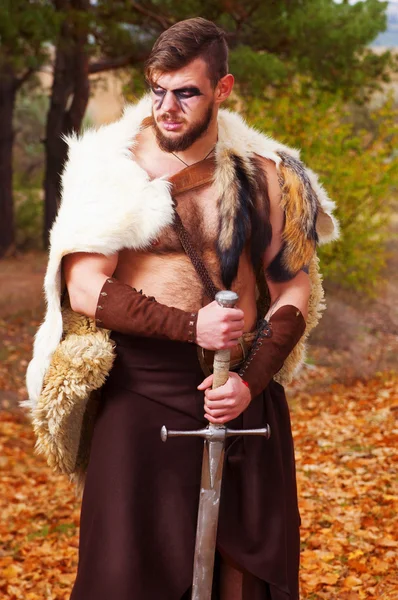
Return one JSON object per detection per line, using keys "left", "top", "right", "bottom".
{"left": 261, "top": 157, "right": 311, "bottom": 321}
{"left": 63, "top": 252, "right": 119, "bottom": 317}
{"left": 202, "top": 156, "right": 315, "bottom": 421}
{"left": 63, "top": 251, "right": 244, "bottom": 350}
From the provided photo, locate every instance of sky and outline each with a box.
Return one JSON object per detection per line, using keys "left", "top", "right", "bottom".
{"left": 334, "top": 1, "right": 397, "bottom": 46}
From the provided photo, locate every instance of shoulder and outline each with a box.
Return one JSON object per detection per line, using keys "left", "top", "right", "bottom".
{"left": 254, "top": 154, "right": 281, "bottom": 202}
{"left": 253, "top": 152, "right": 326, "bottom": 281}
{"left": 48, "top": 96, "right": 175, "bottom": 257}
{"left": 218, "top": 108, "right": 339, "bottom": 246}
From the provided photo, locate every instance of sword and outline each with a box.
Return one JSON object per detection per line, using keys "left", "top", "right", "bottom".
{"left": 161, "top": 290, "right": 271, "bottom": 599}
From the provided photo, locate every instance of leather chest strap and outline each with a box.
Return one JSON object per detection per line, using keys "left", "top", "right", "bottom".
{"left": 140, "top": 115, "right": 220, "bottom": 299}
{"left": 168, "top": 155, "right": 217, "bottom": 196}
{"left": 168, "top": 157, "right": 220, "bottom": 300}
{"left": 140, "top": 116, "right": 217, "bottom": 196}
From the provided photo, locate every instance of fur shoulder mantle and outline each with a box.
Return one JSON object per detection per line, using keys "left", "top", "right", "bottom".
{"left": 23, "top": 94, "right": 339, "bottom": 491}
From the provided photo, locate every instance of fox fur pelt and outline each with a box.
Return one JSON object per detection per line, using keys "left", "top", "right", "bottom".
{"left": 22, "top": 94, "right": 339, "bottom": 496}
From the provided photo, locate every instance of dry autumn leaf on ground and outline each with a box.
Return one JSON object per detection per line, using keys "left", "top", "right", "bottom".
{"left": 0, "top": 373, "right": 396, "bottom": 599}
{"left": 0, "top": 252, "right": 397, "bottom": 599}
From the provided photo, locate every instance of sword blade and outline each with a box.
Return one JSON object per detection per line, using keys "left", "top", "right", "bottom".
{"left": 191, "top": 290, "right": 239, "bottom": 599}
{"left": 191, "top": 431, "right": 225, "bottom": 600}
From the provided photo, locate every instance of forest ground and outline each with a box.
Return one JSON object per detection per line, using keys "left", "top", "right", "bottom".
{"left": 0, "top": 250, "right": 397, "bottom": 599}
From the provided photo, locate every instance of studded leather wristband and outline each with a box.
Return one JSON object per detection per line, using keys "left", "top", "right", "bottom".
{"left": 239, "top": 304, "right": 306, "bottom": 399}
{"left": 95, "top": 277, "right": 198, "bottom": 344}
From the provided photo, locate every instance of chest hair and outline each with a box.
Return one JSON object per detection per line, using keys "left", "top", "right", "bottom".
{"left": 148, "top": 183, "right": 219, "bottom": 255}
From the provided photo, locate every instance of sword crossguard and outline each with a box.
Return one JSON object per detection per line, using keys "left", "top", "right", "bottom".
{"left": 160, "top": 424, "right": 271, "bottom": 443}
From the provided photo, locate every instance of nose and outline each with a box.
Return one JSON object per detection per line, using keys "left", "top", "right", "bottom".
{"left": 160, "top": 90, "right": 179, "bottom": 113}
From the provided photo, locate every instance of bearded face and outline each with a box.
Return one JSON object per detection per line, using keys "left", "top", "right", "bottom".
{"left": 149, "top": 57, "right": 217, "bottom": 153}
{"left": 152, "top": 103, "right": 214, "bottom": 152}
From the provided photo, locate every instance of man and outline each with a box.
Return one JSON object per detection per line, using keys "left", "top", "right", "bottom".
{"left": 24, "top": 17, "right": 339, "bottom": 600}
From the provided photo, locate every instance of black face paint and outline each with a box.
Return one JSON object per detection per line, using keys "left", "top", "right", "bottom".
{"left": 151, "top": 85, "right": 204, "bottom": 113}
{"left": 152, "top": 88, "right": 166, "bottom": 110}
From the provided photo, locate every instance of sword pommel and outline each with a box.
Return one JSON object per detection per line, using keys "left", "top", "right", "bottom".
{"left": 215, "top": 290, "right": 239, "bottom": 308}
{"left": 160, "top": 425, "right": 168, "bottom": 442}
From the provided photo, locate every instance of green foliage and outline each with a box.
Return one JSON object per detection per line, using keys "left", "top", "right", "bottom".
{"left": 14, "top": 88, "right": 48, "bottom": 187}
{"left": 3, "top": 0, "right": 395, "bottom": 267}
{"left": 219, "top": 0, "right": 393, "bottom": 99}
{"left": 96, "top": 0, "right": 394, "bottom": 98}
{"left": 122, "top": 68, "right": 148, "bottom": 103}
{"left": 242, "top": 84, "right": 397, "bottom": 295}
{"left": 14, "top": 187, "right": 43, "bottom": 251}
{"left": 0, "top": 0, "right": 58, "bottom": 73}
{"left": 12, "top": 89, "right": 49, "bottom": 250}
{"left": 230, "top": 47, "right": 287, "bottom": 95}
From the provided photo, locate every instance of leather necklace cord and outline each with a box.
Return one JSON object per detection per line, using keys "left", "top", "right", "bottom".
{"left": 171, "top": 145, "right": 216, "bottom": 168}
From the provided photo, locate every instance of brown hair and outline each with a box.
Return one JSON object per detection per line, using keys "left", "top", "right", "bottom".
{"left": 145, "top": 18, "right": 229, "bottom": 88}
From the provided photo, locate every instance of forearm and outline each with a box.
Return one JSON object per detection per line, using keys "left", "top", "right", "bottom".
{"left": 67, "top": 273, "right": 109, "bottom": 318}
{"left": 94, "top": 277, "right": 198, "bottom": 343}
{"left": 239, "top": 304, "right": 307, "bottom": 399}
{"left": 63, "top": 251, "right": 118, "bottom": 318}
{"left": 64, "top": 252, "right": 244, "bottom": 349}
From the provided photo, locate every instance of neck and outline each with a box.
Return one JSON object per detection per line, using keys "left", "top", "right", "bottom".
{"left": 178, "top": 120, "right": 218, "bottom": 163}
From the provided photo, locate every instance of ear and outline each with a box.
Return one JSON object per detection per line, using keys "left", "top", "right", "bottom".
{"left": 215, "top": 73, "right": 234, "bottom": 105}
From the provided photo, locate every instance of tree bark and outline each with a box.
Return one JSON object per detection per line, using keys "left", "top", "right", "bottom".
{"left": 0, "top": 68, "right": 17, "bottom": 258}
{"left": 43, "top": 0, "right": 90, "bottom": 248}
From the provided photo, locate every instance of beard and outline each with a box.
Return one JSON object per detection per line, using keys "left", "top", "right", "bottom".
{"left": 153, "top": 104, "right": 214, "bottom": 153}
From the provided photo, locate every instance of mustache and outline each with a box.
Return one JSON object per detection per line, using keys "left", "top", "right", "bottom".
{"left": 158, "top": 113, "right": 185, "bottom": 124}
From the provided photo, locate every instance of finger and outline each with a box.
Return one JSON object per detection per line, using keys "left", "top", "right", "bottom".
{"left": 222, "top": 308, "right": 245, "bottom": 321}
{"left": 226, "top": 327, "right": 244, "bottom": 340}
{"left": 204, "top": 407, "right": 229, "bottom": 417}
{"left": 204, "top": 398, "right": 234, "bottom": 409}
{"left": 224, "top": 321, "right": 244, "bottom": 334}
{"left": 205, "top": 386, "right": 232, "bottom": 401}
{"left": 205, "top": 410, "right": 240, "bottom": 422}
{"left": 204, "top": 413, "right": 232, "bottom": 425}
{"left": 197, "top": 374, "right": 214, "bottom": 390}
{"left": 229, "top": 323, "right": 244, "bottom": 333}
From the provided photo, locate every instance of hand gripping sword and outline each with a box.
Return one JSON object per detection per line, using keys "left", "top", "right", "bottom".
{"left": 160, "top": 290, "right": 271, "bottom": 599}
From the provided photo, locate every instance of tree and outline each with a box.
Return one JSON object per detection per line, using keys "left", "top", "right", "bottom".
{"left": 2, "top": 0, "right": 393, "bottom": 251}
{"left": 43, "top": 0, "right": 157, "bottom": 247}
{"left": 43, "top": 0, "right": 91, "bottom": 246}
{"left": 0, "top": 0, "right": 57, "bottom": 257}
{"left": 243, "top": 85, "right": 398, "bottom": 295}
{"left": 225, "top": 0, "right": 394, "bottom": 98}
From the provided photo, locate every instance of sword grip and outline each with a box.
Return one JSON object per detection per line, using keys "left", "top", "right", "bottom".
{"left": 213, "top": 291, "right": 239, "bottom": 390}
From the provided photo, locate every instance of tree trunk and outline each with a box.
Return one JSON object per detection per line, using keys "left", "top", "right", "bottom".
{"left": 43, "top": 0, "right": 90, "bottom": 248}
{"left": 0, "top": 69, "right": 17, "bottom": 258}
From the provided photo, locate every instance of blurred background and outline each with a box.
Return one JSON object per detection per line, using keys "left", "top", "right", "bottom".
{"left": 0, "top": 2, "right": 397, "bottom": 599}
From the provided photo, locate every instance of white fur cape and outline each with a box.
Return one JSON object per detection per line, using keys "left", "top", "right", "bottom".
{"left": 21, "top": 94, "right": 340, "bottom": 492}
{"left": 24, "top": 93, "right": 339, "bottom": 415}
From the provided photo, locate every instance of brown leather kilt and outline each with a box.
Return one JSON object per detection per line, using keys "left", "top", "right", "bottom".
{"left": 70, "top": 333, "right": 300, "bottom": 600}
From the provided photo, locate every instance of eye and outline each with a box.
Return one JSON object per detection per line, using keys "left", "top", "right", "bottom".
{"left": 151, "top": 87, "right": 164, "bottom": 96}
{"left": 177, "top": 89, "right": 201, "bottom": 99}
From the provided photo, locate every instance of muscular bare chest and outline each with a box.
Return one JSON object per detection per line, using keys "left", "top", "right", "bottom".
{"left": 149, "top": 182, "right": 219, "bottom": 255}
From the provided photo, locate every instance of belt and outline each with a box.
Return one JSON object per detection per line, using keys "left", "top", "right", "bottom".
{"left": 197, "top": 331, "right": 257, "bottom": 376}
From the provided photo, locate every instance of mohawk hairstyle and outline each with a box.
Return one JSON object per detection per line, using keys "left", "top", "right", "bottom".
{"left": 145, "top": 17, "right": 229, "bottom": 88}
